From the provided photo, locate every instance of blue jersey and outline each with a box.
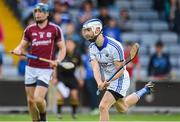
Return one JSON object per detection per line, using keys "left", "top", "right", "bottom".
{"left": 89, "top": 36, "right": 125, "bottom": 80}
{"left": 88, "top": 36, "right": 130, "bottom": 96}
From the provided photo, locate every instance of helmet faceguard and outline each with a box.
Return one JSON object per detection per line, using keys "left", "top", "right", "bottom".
{"left": 82, "top": 19, "right": 103, "bottom": 42}
{"left": 83, "top": 18, "right": 102, "bottom": 35}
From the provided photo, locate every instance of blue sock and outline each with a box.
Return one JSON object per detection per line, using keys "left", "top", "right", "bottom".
{"left": 135, "top": 87, "right": 149, "bottom": 98}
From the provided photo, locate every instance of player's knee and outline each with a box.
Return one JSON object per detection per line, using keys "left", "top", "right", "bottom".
{"left": 34, "top": 96, "right": 44, "bottom": 105}
{"left": 118, "top": 107, "right": 128, "bottom": 113}
{"left": 116, "top": 105, "right": 128, "bottom": 113}
{"left": 27, "top": 97, "right": 35, "bottom": 106}
{"left": 122, "top": 107, "right": 128, "bottom": 113}
{"left": 99, "top": 102, "right": 108, "bottom": 112}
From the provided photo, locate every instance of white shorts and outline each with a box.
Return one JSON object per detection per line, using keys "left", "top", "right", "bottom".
{"left": 25, "top": 66, "right": 53, "bottom": 86}
{"left": 107, "top": 70, "right": 130, "bottom": 97}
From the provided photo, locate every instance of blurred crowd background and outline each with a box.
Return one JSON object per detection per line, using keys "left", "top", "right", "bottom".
{"left": 0, "top": 0, "right": 180, "bottom": 114}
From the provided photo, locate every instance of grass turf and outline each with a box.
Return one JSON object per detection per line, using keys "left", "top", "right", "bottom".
{"left": 0, "top": 113, "right": 180, "bottom": 121}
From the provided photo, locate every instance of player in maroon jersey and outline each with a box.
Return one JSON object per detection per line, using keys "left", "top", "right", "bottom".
{"left": 12, "top": 3, "right": 66, "bottom": 121}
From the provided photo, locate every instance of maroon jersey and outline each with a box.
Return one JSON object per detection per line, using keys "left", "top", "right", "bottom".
{"left": 23, "top": 22, "right": 64, "bottom": 69}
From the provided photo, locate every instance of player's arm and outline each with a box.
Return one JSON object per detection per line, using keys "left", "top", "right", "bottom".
{"left": 56, "top": 39, "right": 66, "bottom": 63}
{"left": 90, "top": 59, "right": 103, "bottom": 87}
{"left": 12, "top": 39, "right": 29, "bottom": 55}
{"left": 50, "top": 40, "right": 66, "bottom": 68}
{"left": 55, "top": 26, "right": 66, "bottom": 64}
{"left": 51, "top": 66, "right": 59, "bottom": 85}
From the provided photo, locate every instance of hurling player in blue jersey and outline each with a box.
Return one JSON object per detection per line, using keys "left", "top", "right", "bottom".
{"left": 82, "top": 18, "right": 154, "bottom": 121}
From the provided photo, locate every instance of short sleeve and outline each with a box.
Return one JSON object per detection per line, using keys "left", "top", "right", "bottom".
{"left": 56, "top": 26, "right": 65, "bottom": 43}
{"left": 112, "top": 45, "right": 124, "bottom": 62}
{"left": 23, "top": 27, "right": 31, "bottom": 42}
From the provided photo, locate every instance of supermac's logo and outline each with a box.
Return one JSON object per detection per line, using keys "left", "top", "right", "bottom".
{"left": 32, "top": 39, "right": 52, "bottom": 46}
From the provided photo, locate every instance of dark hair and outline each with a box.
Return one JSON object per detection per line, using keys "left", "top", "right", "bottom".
{"left": 81, "top": 0, "right": 94, "bottom": 10}
{"left": 155, "top": 40, "right": 164, "bottom": 47}
{"left": 125, "top": 41, "right": 133, "bottom": 46}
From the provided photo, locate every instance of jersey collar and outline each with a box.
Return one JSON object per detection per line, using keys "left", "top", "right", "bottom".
{"left": 36, "top": 21, "right": 49, "bottom": 30}
{"left": 96, "top": 36, "right": 108, "bottom": 51}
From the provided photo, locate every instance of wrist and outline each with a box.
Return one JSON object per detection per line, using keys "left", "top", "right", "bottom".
{"left": 56, "top": 59, "right": 61, "bottom": 63}
{"left": 97, "top": 81, "right": 102, "bottom": 86}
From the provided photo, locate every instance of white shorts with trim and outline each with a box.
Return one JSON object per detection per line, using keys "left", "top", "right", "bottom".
{"left": 25, "top": 66, "right": 53, "bottom": 85}
{"left": 107, "top": 70, "right": 130, "bottom": 97}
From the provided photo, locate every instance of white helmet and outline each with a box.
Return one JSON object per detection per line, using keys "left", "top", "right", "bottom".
{"left": 83, "top": 18, "right": 103, "bottom": 35}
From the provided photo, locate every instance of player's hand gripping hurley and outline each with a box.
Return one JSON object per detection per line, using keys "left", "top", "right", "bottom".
{"left": 10, "top": 51, "right": 75, "bottom": 69}
{"left": 96, "top": 43, "right": 140, "bottom": 95}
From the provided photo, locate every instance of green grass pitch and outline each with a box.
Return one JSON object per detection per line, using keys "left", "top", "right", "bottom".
{"left": 0, "top": 113, "right": 180, "bottom": 121}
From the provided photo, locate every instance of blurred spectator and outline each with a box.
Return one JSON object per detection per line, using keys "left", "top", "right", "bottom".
{"left": 52, "top": 11, "right": 62, "bottom": 25}
{"left": 153, "top": 0, "right": 166, "bottom": 19}
{"left": 64, "top": 22, "right": 83, "bottom": 54}
{"left": 77, "top": 0, "right": 98, "bottom": 30}
{"left": 52, "top": 1, "right": 72, "bottom": 36}
{"left": 53, "top": 1, "right": 72, "bottom": 24}
{"left": 64, "top": 22, "right": 82, "bottom": 43}
{"left": 153, "top": 0, "right": 165, "bottom": 13}
{"left": 81, "top": 47, "right": 99, "bottom": 115}
{"left": 58, "top": 1, "right": 72, "bottom": 24}
{"left": 169, "top": 0, "right": 177, "bottom": 20}
{"left": 60, "top": 0, "right": 74, "bottom": 6}
{"left": 53, "top": 0, "right": 62, "bottom": 13}
{"left": 18, "top": 56, "right": 27, "bottom": 76}
{"left": 171, "top": 0, "right": 180, "bottom": 34}
{"left": 118, "top": 8, "right": 130, "bottom": 32}
{"left": 148, "top": 41, "right": 171, "bottom": 80}
{"left": 64, "top": 23, "right": 80, "bottom": 40}
{"left": 103, "top": 18, "right": 122, "bottom": 42}
{"left": 97, "top": 0, "right": 115, "bottom": 8}
{"left": 52, "top": 40, "right": 84, "bottom": 119}
{"left": 97, "top": 7, "right": 112, "bottom": 27}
